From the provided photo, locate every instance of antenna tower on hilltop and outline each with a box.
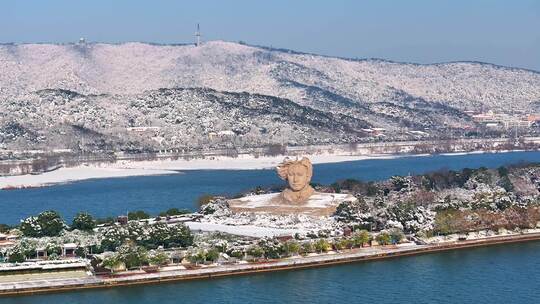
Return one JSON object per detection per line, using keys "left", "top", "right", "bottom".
{"left": 195, "top": 24, "right": 201, "bottom": 47}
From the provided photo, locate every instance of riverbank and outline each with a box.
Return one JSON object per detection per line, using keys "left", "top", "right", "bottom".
{"left": 0, "top": 152, "right": 403, "bottom": 190}
{"left": 0, "top": 166, "right": 177, "bottom": 190}
{"left": 2, "top": 232, "right": 540, "bottom": 297}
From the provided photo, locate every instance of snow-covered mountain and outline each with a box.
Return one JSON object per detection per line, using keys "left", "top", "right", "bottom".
{"left": 1, "top": 41, "right": 539, "bottom": 151}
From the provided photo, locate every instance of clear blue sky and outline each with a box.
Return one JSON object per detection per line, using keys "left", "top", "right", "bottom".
{"left": 2, "top": 0, "right": 539, "bottom": 71}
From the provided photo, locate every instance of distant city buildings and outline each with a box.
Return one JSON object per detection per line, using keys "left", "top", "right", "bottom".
{"left": 126, "top": 126, "right": 161, "bottom": 133}
{"left": 208, "top": 130, "right": 236, "bottom": 140}
{"left": 470, "top": 111, "right": 540, "bottom": 129}
{"left": 527, "top": 114, "right": 540, "bottom": 123}
{"left": 361, "top": 128, "right": 387, "bottom": 138}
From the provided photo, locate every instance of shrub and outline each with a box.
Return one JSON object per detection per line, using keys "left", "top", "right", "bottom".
{"left": 46, "top": 243, "right": 62, "bottom": 256}
{"left": 19, "top": 216, "right": 41, "bottom": 237}
{"left": 101, "top": 222, "right": 193, "bottom": 251}
{"left": 142, "top": 222, "right": 171, "bottom": 249}
{"left": 214, "top": 240, "right": 228, "bottom": 253}
{"left": 352, "top": 230, "right": 371, "bottom": 247}
{"left": 7, "top": 246, "right": 25, "bottom": 263}
{"left": 38, "top": 211, "right": 65, "bottom": 237}
{"left": 149, "top": 250, "right": 170, "bottom": 266}
{"left": 376, "top": 233, "right": 391, "bottom": 246}
{"left": 128, "top": 210, "right": 150, "bottom": 221}
{"left": 206, "top": 248, "right": 220, "bottom": 262}
{"left": 101, "top": 255, "right": 122, "bottom": 272}
{"left": 391, "top": 176, "right": 411, "bottom": 192}
{"left": 101, "top": 225, "right": 130, "bottom": 251}
{"left": 389, "top": 229, "right": 405, "bottom": 244}
{"left": 258, "top": 240, "right": 281, "bottom": 259}
{"left": 72, "top": 212, "right": 96, "bottom": 231}
{"left": 497, "top": 166, "right": 509, "bottom": 177}
{"left": 75, "top": 247, "right": 89, "bottom": 258}
{"left": 472, "top": 167, "right": 494, "bottom": 185}
{"left": 247, "top": 245, "right": 264, "bottom": 258}
{"left": 334, "top": 198, "right": 369, "bottom": 223}
{"left": 434, "top": 210, "right": 467, "bottom": 235}
{"left": 159, "top": 208, "right": 190, "bottom": 217}
{"left": 116, "top": 242, "right": 148, "bottom": 269}
{"left": 19, "top": 239, "right": 37, "bottom": 258}
{"left": 333, "top": 238, "right": 350, "bottom": 250}
{"left": 299, "top": 242, "right": 314, "bottom": 255}
{"left": 89, "top": 244, "right": 104, "bottom": 254}
{"left": 498, "top": 176, "right": 514, "bottom": 192}
{"left": 314, "top": 239, "right": 331, "bottom": 253}
{"left": 167, "top": 224, "right": 194, "bottom": 248}
{"left": 228, "top": 248, "right": 245, "bottom": 259}
{"left": 187, "top": 250, "right": 207, "bottom": 265}
{"left": 0, "top": 224, "right": 10, "bottom": 233}
{"left": 20, "top": 211, "right": 65, "bottom": 237}
{"left": 280, "top": 240, "right": 300, "bottom": 257}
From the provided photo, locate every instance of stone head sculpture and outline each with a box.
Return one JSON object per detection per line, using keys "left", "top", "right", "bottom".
{"left": 276, "top": 157, "right": 315, "bottom": 204}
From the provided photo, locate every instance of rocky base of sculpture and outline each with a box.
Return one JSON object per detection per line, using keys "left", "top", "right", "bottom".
{"left": 228, "top": 192, "right": 357, "bottom": 216}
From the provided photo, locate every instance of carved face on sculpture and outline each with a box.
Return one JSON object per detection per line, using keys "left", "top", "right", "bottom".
{"left": 287, "top": 163, "right": 311, "bottom": 191}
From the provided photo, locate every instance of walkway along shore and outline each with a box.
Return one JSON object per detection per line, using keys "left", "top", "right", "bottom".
{"left": 2, "top": 232, "right": 540, "bottom": 297}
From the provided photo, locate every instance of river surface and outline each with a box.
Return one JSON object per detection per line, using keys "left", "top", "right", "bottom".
{"left": 0, "top": 151, "right": 539, "bottom": 224}
{"left": 3, "top": 242, "right": 540, "bottom": 304}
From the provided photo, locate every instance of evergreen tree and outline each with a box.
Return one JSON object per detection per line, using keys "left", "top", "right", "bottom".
{"left": 72, "top": 212, "right": 96, "bottom": 231}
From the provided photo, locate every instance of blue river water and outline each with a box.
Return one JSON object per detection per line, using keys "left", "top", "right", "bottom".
{"left": 1, "top": 151, "right": 540, "bottom": 303}
{"left": 3, "top": 241, "right": 540, "bottom": 304}
{"left": 0, "top": 151, "right": 539, "bottom": 225}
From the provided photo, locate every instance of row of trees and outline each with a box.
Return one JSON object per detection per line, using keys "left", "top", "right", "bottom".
{"left": 329, "top": 164, "right": 527, "bottom": 196}
{"left": 100, "top": 222, "right": 194, "bottom": 252}
{"left": 14, "top": 207, "right": 193, "bottom": 238}
{"left": 232, "top": 230, "right": 403, "bottom": 261}
{"left": 97, "top": 229, "right": 404, "bottom": 271}
{"left": 101, "top": 242, "right": 170, "bottom": 270}
{"left": 18, "top": 211, "right": 96, "bottom": 237}
{"left": 186, "top": 248, "right": 221, "bottom": 265}
{"left": 434, "top": 206, "right": 540, "bottom": 235}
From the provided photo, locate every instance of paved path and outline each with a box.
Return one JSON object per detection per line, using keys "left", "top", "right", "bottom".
{"left": 0, "top": 244, "right": 423, "bottom": 294}
{"left": 0, "top": 270, "right": 88, "bottom": 283}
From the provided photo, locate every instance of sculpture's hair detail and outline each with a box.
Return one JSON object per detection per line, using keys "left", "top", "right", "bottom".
{"left": 276, "top": 157, "right": 313, "bottom": 180}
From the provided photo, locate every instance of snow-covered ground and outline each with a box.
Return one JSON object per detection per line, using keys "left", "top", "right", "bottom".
{"left": 0, "top": 153, "right": 399, "bottom": 189}
{"left": 185, "top": 222, "right": 299, "bottom": 238}
{"left": 229, "top": 192, "right": 352, "bottom": 209}
{"left": 0, "top": 166, "right": 176, "bottom": 189}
